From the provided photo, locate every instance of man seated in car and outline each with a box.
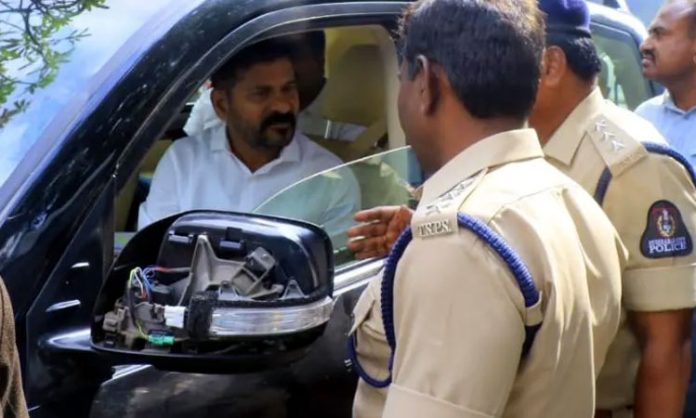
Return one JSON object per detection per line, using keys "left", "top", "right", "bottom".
{"left": 138, "top": 39, "right": 360, "bottom": 232}
{"left": 183, "top": 31, "right": 366, "bottom": 141}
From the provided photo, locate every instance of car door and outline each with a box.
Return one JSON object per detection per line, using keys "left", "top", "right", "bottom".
{"left": 91, "top": 4, "right": 416, "bottom": 418}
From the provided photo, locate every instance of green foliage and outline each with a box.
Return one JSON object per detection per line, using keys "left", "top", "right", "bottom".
{"left": 0, "top": 0, "right": 107, "bottom": 128}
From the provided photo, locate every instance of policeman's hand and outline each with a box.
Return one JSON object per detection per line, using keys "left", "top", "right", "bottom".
{"left": 346, "top": 205, "right": 413, "bottom": 259}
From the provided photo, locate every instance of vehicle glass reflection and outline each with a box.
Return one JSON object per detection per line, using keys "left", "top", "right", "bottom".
{"left": 254, "top": 147, "right": 424, "bottom": 267}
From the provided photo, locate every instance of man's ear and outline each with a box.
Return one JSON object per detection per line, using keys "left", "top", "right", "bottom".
{"left": 540, "top": 46, "right": 566, "bottom": 88}
{"left": 415, "top": 55, "right": 439, "bottom": 115}
{"left": 211, "top": 88, "right": 230, "bottom": 121}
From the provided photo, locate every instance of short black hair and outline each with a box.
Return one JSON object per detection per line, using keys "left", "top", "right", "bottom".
{"left": 304, "top": 30, "right": 326, "bottom": 57}
{"left": 282, "top": 30, "right": 326, "bottom": 62}
{"left": 398, "top": 0, "right": 545, "bottom": 120}
{"left": 211, "top": 40, "right": 292, "bottom": 90}
{"left": 546, "top": 34, "right": 602, "bottom": 81}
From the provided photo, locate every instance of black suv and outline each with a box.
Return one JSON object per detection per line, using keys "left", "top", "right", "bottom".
{"left": 0, "top": 1, "right": 670, "bottom": 417}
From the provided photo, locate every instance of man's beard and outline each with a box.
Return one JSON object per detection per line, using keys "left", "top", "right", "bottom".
{"left": 231, "top": 112, "right": 297, "bottom": 151}
{"left": 256, "top": 112, "right": 296, "bottom": 149}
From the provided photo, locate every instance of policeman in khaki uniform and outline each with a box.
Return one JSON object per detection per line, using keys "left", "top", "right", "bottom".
{"left": 532, "top": 1, "right": 696, "bottom": 417}
{"left": 347, "top": 1, "right": 625, "bottom": 417}
{"left": 349, "top": 1, "right": 696, "bottom": 417}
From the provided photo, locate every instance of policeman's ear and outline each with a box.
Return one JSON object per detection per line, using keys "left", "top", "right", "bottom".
{"left": 540, "top": 46, "right": 566, "bottom": 88}
{"left": 211, "top": 87, "right": 231, "bottom": 121}
{"left": 412, "top": 55, "right": 440, "bottom": 115}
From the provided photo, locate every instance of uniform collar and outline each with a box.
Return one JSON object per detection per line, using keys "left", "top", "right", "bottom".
{"left": 544, "top": 87, "right": 604, "bottom": 167}
{"left": 208, "top": 123, "right": 302, "bottom": 166}
{"left": 420, "top": 128, "right": 544, "bottom": 205}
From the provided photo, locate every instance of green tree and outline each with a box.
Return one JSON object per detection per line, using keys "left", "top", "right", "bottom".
{"left": 0, "top": 0, "right": 107, "bottom": 128}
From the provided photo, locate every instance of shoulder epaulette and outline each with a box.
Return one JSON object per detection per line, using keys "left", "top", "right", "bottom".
{"left": 412, "top": 169, "right": 486, "bottom": 239}
{"left": 586, "top": 112, "right": 648, "bottom": 177}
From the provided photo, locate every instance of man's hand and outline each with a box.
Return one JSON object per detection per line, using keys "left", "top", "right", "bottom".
{"left": 346, "top": 206, "right": 414, "bottom": 259}
{"left": 631, "top": 309, "right": 693, "bottom": 418}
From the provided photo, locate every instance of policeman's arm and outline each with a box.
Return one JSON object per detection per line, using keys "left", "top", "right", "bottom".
{"left": 631, "top": 309, "right": 692, "bottom": 418}
{"left": 346, "top": 206, "right": 413, "bottom": 259}
{"left": 604, "top": 154, "right": 696, "bottom": 418}
{"left": 381, "top": 231, "right": 524, "bottom": 418}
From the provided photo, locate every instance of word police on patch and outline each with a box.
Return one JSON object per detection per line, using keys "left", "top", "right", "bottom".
{"left": 640, "top": 200, "right": 693, "bottom": 258}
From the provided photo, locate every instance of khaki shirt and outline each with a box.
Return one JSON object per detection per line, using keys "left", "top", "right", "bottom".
{"left": 351, "top": 129, "right": 625, "bottom": 418}
{"left": 544, "top": 88, "right": 696, "bottom": 411}
{"left": 0, "top": 276, "right": 28, "bottom": 418}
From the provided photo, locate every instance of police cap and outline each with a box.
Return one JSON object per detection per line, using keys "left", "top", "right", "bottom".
{"left": 538, "top": 0, "right": 592, "bottom": 39}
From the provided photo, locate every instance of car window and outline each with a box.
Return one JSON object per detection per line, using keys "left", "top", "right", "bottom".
{"left": 592, "top": 24, "right": 652, "bottom": 109}
{"left": 254, "top": 147, "right": 422, "bottom": 267}
{"left": 116, "top": 25, "right": 400, "bottom": 233}
{"left": 0, "top": 0, "right": 201, "bottom": 187}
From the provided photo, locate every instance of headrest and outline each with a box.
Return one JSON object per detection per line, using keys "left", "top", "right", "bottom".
{"left": 320, "top": 44, "right": 385, "bottom": 126}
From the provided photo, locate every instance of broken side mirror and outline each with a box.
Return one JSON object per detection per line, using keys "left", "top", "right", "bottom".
{"left": 91, "top": 211, "right": 335, "bottom": 373}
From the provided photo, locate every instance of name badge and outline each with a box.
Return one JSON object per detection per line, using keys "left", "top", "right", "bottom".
{"left": 416, "top": 219, "right": 453, "bottom": 238}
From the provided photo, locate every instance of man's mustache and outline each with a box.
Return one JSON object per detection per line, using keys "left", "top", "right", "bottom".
{"left": 261, "top": 113, "right": 296, "bottom": 131}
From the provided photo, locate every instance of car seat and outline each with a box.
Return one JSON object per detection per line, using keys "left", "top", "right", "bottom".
{"left": 313, "top": 44, "right": 386, "bottom": 162}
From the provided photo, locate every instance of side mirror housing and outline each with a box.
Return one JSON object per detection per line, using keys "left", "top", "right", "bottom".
{"left": 91, "top": 211, "right": 334, "bottom": 373}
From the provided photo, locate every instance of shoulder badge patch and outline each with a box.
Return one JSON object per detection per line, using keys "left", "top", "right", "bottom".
{"left": 640, "top": 200, "right": 693, "bottom": 258}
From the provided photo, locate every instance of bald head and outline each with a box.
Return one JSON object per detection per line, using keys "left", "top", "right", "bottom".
{"left": 640, "top": 0, "right": 696, "bottom": 86}
{"left": 665, "top": 0, "right": 696, "bottom": 34}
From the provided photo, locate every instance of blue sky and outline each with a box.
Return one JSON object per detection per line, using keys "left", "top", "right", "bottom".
{"left": 0, "top": 0, "right": 177, "bottom": 185}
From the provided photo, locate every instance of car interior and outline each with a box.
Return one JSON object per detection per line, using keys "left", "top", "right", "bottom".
{"left": 114, "top": 25, "right": 412, "bottom": 241}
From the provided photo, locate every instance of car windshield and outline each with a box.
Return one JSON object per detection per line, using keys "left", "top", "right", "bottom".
{"left": 0, "top": 0, "right": 197, "bottom": 187}
{"left": 254, "top": 147, "right": 424, "bottom": 267}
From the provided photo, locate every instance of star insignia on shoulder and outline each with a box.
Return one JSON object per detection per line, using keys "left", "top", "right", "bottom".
{"left": 594, "top": 118, "right": 625, "bottom": 153}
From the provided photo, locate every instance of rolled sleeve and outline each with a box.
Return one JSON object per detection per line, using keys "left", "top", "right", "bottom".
{"left": 623, "top": 264, "right": 696, "bottom": 311}
{"left": 604, "top": 152, "right": 696, "bottom": 311}
{"left": 384, "top": 384, "right": 497, "bottom": 418}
